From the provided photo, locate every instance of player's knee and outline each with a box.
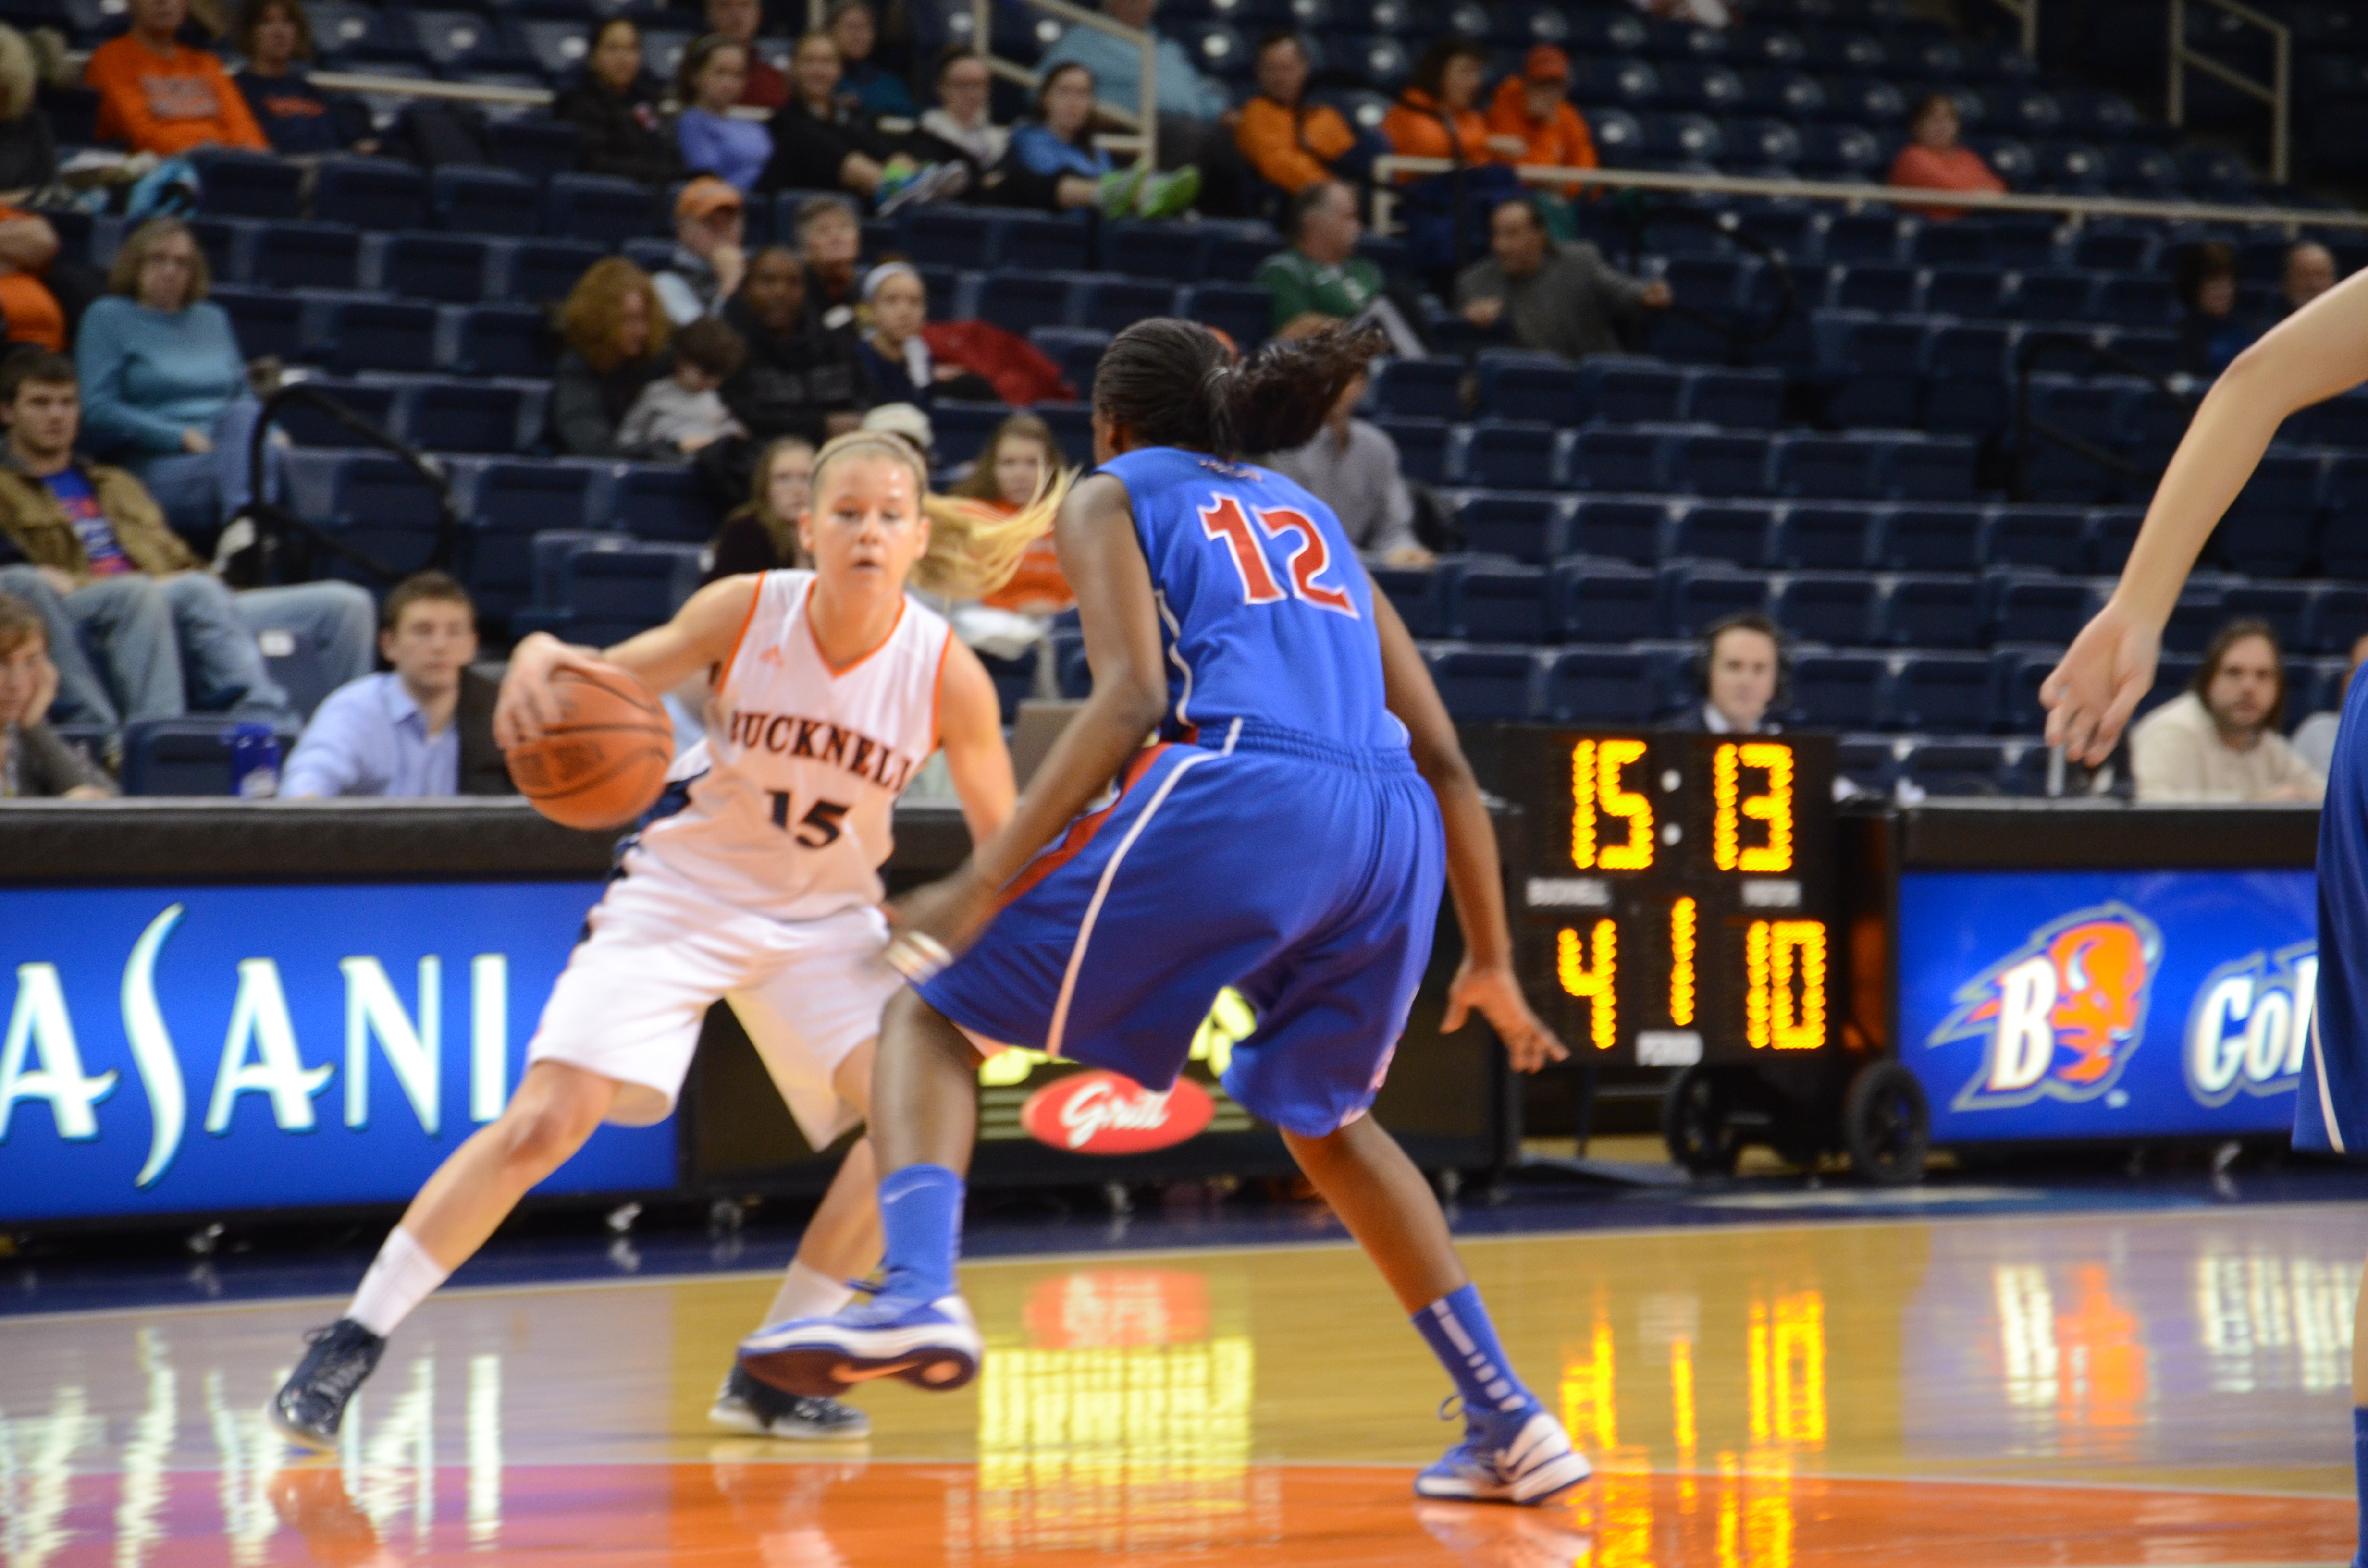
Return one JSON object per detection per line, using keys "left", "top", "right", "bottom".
{"left": 883, "top": 988, "right": 984, "bottom": 1070}
{"left": 496, "top": 1088, "right": 600, "bottom": 1173}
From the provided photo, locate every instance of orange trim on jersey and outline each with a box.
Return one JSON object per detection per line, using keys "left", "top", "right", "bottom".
{"left": 715, "top": 576, "right": 766, "bottom": 695}
{"left": 928, "top": 625, "right": 954, "bottom": 753}
{"left": 998, "top": 743, "right": 1174, "bottom": 907}
{"left": 805, "top": 577, "right": 909, "bottom": 677}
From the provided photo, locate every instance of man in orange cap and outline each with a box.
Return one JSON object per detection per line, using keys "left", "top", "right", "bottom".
{"left": 1485, "top": 46, "right": 1597, "bottom": 198}
{"left": 655, "top": 176, "right": 749, "bottom": 326}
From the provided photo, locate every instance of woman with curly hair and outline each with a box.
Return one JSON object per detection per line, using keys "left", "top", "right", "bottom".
{"left": 548, "top": 257, "right": 673, "bottom": 456}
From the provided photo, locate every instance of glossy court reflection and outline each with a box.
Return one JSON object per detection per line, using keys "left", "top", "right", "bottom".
{"left": 0, "top": 1207, "right": 2357, "bottom": 1566}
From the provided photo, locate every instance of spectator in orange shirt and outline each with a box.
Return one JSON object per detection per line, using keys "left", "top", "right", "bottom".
{"left": 1235, "top": 32, "right": 1362, "bottom": 198}
{"left": 0, "top": 203, "right": 64, "bottom": 352}
{"left": 1887, "top": 91, "right": 2004, "bottom": 222}
{"left": 86, "top": 0, "right": 269, "bottom": 156}
{"left": 957, "top": 414, "right": 1073, "bottom": 616}
{"left": 1381, "top": 37, "right": 1506, "bottom": 174}
{"left": 1486, "top": 47, "right": 1596, "bottom": 192}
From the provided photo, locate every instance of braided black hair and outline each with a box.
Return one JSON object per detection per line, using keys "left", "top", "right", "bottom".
{"left": 1092, "top": 318, "right": 1381, "bottom": 459}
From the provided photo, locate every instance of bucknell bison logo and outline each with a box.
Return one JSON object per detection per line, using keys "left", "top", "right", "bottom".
{"left": 1928, "top": 904, "right": 2162, "bottom": 1110}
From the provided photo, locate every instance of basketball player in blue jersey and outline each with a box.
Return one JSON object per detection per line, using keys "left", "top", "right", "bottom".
{"left": 739, "top": 320, "right": 1592, "bottom": 1507}
{"left": 2044, "top": 266, "right": 2368, "bottom": 1565}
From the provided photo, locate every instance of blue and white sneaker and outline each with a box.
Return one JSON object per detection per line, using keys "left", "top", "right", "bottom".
{"left": 738, "top": 1289, "right": 981, "bottom": 1399}
{"left": 1414, "top": 1399, "right": 1592, "bottom": 1506}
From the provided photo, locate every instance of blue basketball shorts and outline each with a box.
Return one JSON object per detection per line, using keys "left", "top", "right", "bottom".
{"left": 918, "top": 721, "right": 1448, "bottom": 1138}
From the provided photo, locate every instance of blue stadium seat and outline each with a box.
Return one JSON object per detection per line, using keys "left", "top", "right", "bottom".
{"left": 493, "top": 240, "right": 604, "bottom": 305}
{"left": 1036, "top": 403, "right": 1092, "bottom": 466}
{"left": 1575, "top": 358, "right": 1690, "bottom": 422}
{"left": 1770, "top": 572, "right": 1877, "bottom": 644}
{"left": 121, "top": 718, "right": 241, "bottom": 796}
{"left": 1457, "top": 493, "right": 1565, "bottom": 563}
{"left": 1685, "top": 368, "right": 1782, "bottom": 429}
{"left": 2072, "top": 228, "right": 2158, "bottom": 271}
{"left": 931, "top": 401, "right": 1008, "bottom": 463}
{"left": 303, "top": 298, "right": 439, "bottom": 374}
{"left": 1797, "top": 123, "right": 1883, "bottom": 176}
{"left": 1902, "top": 739, "right": 2013, "bottom": 795}
{"left": 1726, "top": 116, "right": 1802, "bottom": 166}
{"left": 1568, "top": 54, "right": 1661, "bottom": 112}
{"left": 1665, "top": 430, "right": 1771, "bottom": 497}
{"left": 1822, "top": 211, "right": 1906, "bottom": 263}
{"left": 1550, "top": 560, "right": 1660, "bottom": 641}
{"left": 453, "top": 460, "right": 599, "bottom": 618}
{"left": 314, "top": 156, "right": 429, "bottom": 231}
{"left": 2326, "top": 514, "right": 2368, "bottom": 581}
{"left": 1477, "top": 355, "right": 1580, "bottom": 422}
{"left": 1979, "top": 506, "right": 2085, "bottom": 572}
{"left": 271, "top": 380, "right": 396, "bottom": 446}
{"left": 901, "top": 207, "right": 1000, "bottom": 267}
{"left": 1373, "top": 358, "right": 1464, "bottom": 419}
{"left": 1069, "top": 275, "right": 1179, "bottom": 334}
{"left": 252, "top": 222, "right": 362, "bottom": 290}
{"left": 555, "top": 541, "right": 705, "bottom": 643}
{"left": 2217, "top": 452, "right": 2323, "bottom": 575}
{"left": 2308, "top": 585, "right": 2368, "bottom": 655}
{"left": 284, "top": 449, "right": 444, "bottom": 580}
{"left": 1371, "top": 565, "right": 1443, "bottom": 637}
{"left": 434, "top": 167, "right": 541, "bottom": 238}
{"left": 1102, "top": 220, "right": 1209, "bottom": 282}
{"left": 2106, "top": 145, "right": 2179, "bottom": 194}
{"left": 1443, "top": 561, "right": 1548, "bottom": 642}
{"left": 598, "top": 464, "right": 715, "bottom": 542}
{"left": 211, "top": 286, "right": 304, "bottom": 360}
{"left": 1376, "top": 417, "right": 1451, "bottom": 486}
{"left": 2290, "top": 389, "right": 2368, "bottom": 449}
{"left": 2222, "top": 584, "right": 2312, "bottom": 651}
{"left": 974, "top": 272, "right": 1069, "bottom": 335}
{"left": 189, "top": 147, "right": 302, "bottom": 219}
{"left": 1424, "top": 646, "right": 1539, "bottom": 720}
{"left": 371, "top": 233, "right": 490, "bottom": 303}
{"left": 1923, "top": 372, "right": 2010, "bottom": 437}
{"left": 1180, "top": 282, "right": 1270, "bottom": 347}
{"left": 2035, "top": 140, "right": 2109, "bottom": 191}
{"left": 441, "top": 304, "right": 553, "bottom": 378}
{"left": 1987, "top": 572, "right": 2089, "bottom": 643}
{"left": 1876, "top": 575, "right": 1983, "bottom": 648}
{"left": 1885, "top": 436, "right": 1978, "bottom": 501}
{"left": 487, "top": 118, "right": 583, "bottom": 182}
{"left": 2094, "top": 271, "right": 2178, "bottom": 327}
{"left": 1772, "top": 433, "right": 1884, "bottom": 499}
{"left": 1991, "top": 647, "right": 2061, "bottom": 734}
{"left": 1887, "top": 652, "right": 1997, "bottom": 732}
{"left": 1030, "top": 327, "right": 1109, "bottom": 397}
{"left": 1788, "top": 650, "right": 1887, "bottom": 729}
{"left": 1769, "top": 503, "right": 1873, "bottom": 569}
{"left": 1912, "top": 223, "right": 1996, "bottom": 267}
{"left": 1565, "top": 497, "right": 1668, "bottom": 564}
{"left": 395, "top": 381, "right": 527, "bottom": 454}
{"left": 1923, "top": 266, "right": 2009, "bottom": 318}
{"left": 544, "top": 175, "right": 657, "bottom": 244}
{"left": 997, "top": 213, "right": 1093, "bottom": 271}
{"left": 1662, "top": 564, "right": 1771, "bottom": 636}
{"left": 1667, "top": 501, "right": 1772, "bottom": 566}
{"left": 1458, "top": 421, "right": 1560, "bottom": 489}
{"left": 1825, "top": 74, "right": 1906, "bottom": 127}
{"left": 2162, "top": 583, "right": 2234, "bottom": 654}
{"left": 1873, "top": 505, "right": 1982, "bottom": 572}
{"left": 1542, "top": 648, "right": 1658, "bottom": 723}
{"left": 1829, "top": 260, "right": 1921, "bottom": 314}
{"left": 2013, "top": 268, "right": 2095, "bottom": 320}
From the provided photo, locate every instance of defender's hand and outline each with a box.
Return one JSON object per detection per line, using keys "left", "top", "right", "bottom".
{"left": 2042, "top": 600, "right": 2159, "bottom": 766}
{"left": 1443, "top": 957, "right": 1569, "bottom": 1072}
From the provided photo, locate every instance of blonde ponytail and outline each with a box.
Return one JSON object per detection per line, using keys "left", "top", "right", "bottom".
{"left": 809, "top": 428, "right": 1072, "bottom": 600}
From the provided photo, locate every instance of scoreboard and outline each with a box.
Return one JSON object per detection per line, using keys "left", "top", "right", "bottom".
{"left": 1485, "top": 728, "right": 1841, "bottom": 1068}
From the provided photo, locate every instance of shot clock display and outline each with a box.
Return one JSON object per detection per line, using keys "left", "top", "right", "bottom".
{"left": 1491, "top": 729, "right": 1839, "bottom": 1068}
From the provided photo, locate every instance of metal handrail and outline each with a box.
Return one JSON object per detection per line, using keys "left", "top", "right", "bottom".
{"left": 2169, "top": 0, "right": 2290, "bottom": 186}
{"left": 967, "top": 0, "right": 1156, "bottom": 165}
{"left": 1369, "top": 154, "right": 2368, "bottom": 233}
{"left": 2007, "top": 332, "right": 2198, "bottom": 504}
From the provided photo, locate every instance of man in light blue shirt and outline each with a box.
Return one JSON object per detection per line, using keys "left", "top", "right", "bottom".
{"left": 283, "top": 572, "right": 488, "bottom": 798}
{"left": 1032, "top": 0, "right": 1247, "bottom": 213}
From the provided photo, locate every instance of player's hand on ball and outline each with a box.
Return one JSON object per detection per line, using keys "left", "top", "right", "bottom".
{"left": 495, "top": 634, "right": 626, "bottom": 749}
{"left": 883, "top": 866, "right": 998, "bottom": 980}
{"left": 2042, "top": 600, "right": 2159, "bottom": 767}
{"left": 1443, "top": 957, "right": 1569, "bottom": 1072}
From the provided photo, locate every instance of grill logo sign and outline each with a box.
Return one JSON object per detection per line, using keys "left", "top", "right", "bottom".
{"left": 1020, "top": 1071, "right": 1213, "bottom": 1155}
{"left": 2183, "top": 941, "right": 2317, "bottom": 1106}
{"left": 1929, "top": 904, "right": 2161, "bottom": 1110}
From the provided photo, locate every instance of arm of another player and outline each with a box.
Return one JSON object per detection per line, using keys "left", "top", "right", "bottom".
{"left": 2047, "top": 269, "right": 2368, "bottom": 764}
{"left": 888, "top": 472, "right": 1170, "bottom": 957}
{"left": 494, "top": 576, "right": 761, "bottom": 749}
{"left": 936, "top": 636, "right": 1019, "bottom": 845}
{"left": 1369, "top": 580, "right": 1569, "bottom": 1072}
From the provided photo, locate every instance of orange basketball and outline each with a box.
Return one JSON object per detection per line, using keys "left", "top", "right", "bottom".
{"left": 505, "top": 665, "right": 674, "bottom": 831}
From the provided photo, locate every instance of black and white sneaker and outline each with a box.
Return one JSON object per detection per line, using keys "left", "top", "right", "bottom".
{"left": 709, "top": 1363, "right": 872, "bottom": 1440}
{"left": 267, "top": 1319, "right": 385, "bottom": 1451}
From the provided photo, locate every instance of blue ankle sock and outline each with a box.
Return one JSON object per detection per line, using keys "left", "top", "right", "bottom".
{"left": 1411, "top": 1283, "right": 1533, "bottom": 1420}
{"left": 876, "top": 1164, "right": 964, "bottom": 1301}
{"left": 2352, "top": 1407, "right": 2368, "bottom": 1568}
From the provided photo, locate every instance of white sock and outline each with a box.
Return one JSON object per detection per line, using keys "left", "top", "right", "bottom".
{"left": 346, "top": 1227, "right": 451, "bottom": 1339}
{"left": 764, "top": 1259, "right": 856, "bottom": 1327}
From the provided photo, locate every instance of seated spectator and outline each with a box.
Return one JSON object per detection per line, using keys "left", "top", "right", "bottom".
{"left": 1005, "top": 63, "right": 1197, "bottom": 218}
{"left": 2132, "top": 619, "right": 2323, "bottom": 802}
{"left": 1033, "top": 0, "right": 1245, "bottom": 215}
{"left": 0, "top": 592, "right": 112, "bottom": 797}
{"left": 2176, "top": 240, "right": 2253, "bottom": 376}
{"left": 281, "top": 572, "right": 511, "bottom": 799}
{"left": 796, "top": 193, "right": 864, "bottom": 331}
{"left": 707, "top": 0, "right": 787, "bottom": 110}
{"left": 553, "top": 19, "right": 681, "bottom": 188}
{"left": 1487, "top": 48, "right": 1596, "bottom": 198}
{"left": 0, "top": 555, "right": 171, "bottom": 729}
{"left": 1268, "top": 369, "right": 1427, "bottom": 567}
{"left": 1255, "top": 180, "right": 1423, "bottom": 356}
{"left": 549, "top": 257, "right": 672, "bottom": 457}
{"left": 0, "top": 349, "right": 370, "bottom": 730}
{"left": 829, "top": 0, "right": 915, "bottom": 119}
{"left": 675, "top": 34, "right": 771, "bottom": 193}
{"left": 1383, "top": 38, "right": 1504, "bottom": 171}
{"left": 953, "top": 413, "right": 1073, "bottom": 615}
{"left": 2283, "top": 241, "right": 2338, "bottom": 317}
{"left": 721, "top": 245, "right": 869, "bottom": 443}
{"left": 0, "top": 200, "right": 64, "bottom": 353}
{"left": 1236, "top": 32, "right": 1364, "bottom": 198}
{"left": 917, "top": 49, "right": 1004, "bottom": 178}
{"left": 86, "top": 0, "right": 269, "bottom": 156}
{"left": 761, "top": 30, "right": 963, "bottom": 210}
{"left": 231, "top": 0, "right": 375, "bottom": 157}
{"left": 1456, "top": 196, "right": 1669, "bottom": 360}
{"left": 617, "top": 316, "right": 747, "bottom": 458}
{"left": 2293, "top": 632, "right": 2368, "bottom": 778}
{"left": 704, "top": 434, "right": 814, "bottom": 580}
{"left": 856, "top": 261, "right": 932, "bottom": 407}
{"left": 1674, "top": 614, "right": 1784, "bottom": 734}
{"left": 77, "top": 219, "right": 273, "bottom": 539}
{"left": 653, "top": 176, "right": 747, "bottom": 326}
{"left": 0, "top": 26, "right": 59, "bottom": 191}
{"left": 1887, "top": 92, "right": 2004, "bottom": 222}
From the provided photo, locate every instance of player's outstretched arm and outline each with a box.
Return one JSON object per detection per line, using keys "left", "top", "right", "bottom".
{"left": 888, "top": 473, "right": 1170, "bottom": 958}
{"left": 495, "top": 577, "right": 760, "bottom": 749}
{"left": 1369, "top": 583, "right": 1569, "bottom": 1073}
{"left": 2047, "top": 269, "right": 2368, "bottom": 764}
{"left": 935, "top": 637, "right": 1019, "bottom": 847}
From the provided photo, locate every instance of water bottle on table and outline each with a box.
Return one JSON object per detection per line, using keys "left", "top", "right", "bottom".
{"left": 229, "top": 722, "right": 281, "bottom": 798}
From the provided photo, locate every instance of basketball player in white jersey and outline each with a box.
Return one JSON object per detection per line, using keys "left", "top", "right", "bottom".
{"left": 268, "top": 431, "right": 1061, "bottom": 1449}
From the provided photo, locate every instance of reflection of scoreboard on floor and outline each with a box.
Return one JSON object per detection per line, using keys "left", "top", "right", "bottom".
{"left": 1495, "top": 729, "right": 1839, "bottom": 1066}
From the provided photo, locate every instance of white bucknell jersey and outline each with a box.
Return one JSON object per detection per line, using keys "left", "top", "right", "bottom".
{"left": 629, "top": 570, "right": 952, "bottom": 923}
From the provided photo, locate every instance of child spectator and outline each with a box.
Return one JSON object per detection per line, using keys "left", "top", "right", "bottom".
{"left": 617, "top": 316, "right": 748, "bottom": 458}
{"left": 0, "top": 591, "right": 112, "bottom": 798}
{"left": 675, "top": 34, "right": 772, "bottom": 192}
{"left": 86, "top": 0, "right": 269, "bottom": 156}
{"left": 231, "top": 0, "right": 375, "bottom": 156}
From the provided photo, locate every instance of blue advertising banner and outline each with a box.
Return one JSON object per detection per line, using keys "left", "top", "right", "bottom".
{"left": 1900, "top": 869, "right": 2318, "bottom": 1143}
{"left": 0, "top": 882, "right": 674, "bottom": 1223}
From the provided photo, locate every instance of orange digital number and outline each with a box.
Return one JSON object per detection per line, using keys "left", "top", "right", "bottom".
{"left": 1714, "top": 742, "right": 1796, "bottom": 874}
{"left": 1570, "top": 738, "right": 1653, "bottom": 871}
{"left": 1557, "top": 920, "right": 1617, "bottom": 1052}
{"left": 1745, "top": 919, "right": 1827, "bottom": 1051}
{"left": 1669, "top": 897, "right": 1697, "bottom": 1028}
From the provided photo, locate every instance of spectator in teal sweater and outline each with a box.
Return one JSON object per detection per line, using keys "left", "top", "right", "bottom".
{"left": 74, "top": 218, "right": 273, "bottom": 540}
